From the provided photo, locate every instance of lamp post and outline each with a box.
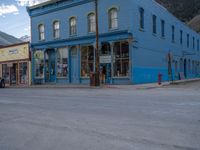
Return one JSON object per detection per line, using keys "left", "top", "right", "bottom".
{"left": 94, "top": 0, "right": 100, "bottom": 86}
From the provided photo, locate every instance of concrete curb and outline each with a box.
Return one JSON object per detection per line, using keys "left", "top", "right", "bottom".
{"left": 5, "top": 78, "right": 200, "bottom": 89}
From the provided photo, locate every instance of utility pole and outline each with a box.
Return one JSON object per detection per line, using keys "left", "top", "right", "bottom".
{"left": 95, "top": 0, "right": 100, "bottom": 86}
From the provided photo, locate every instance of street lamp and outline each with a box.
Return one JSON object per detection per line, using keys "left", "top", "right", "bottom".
{"left": 94, "top": 0, "right": 100, "bottom": 86}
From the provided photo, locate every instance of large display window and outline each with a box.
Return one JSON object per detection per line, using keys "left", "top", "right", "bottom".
{"left": 81, "top": 45, "right": 94, "bottom": 77}
{"left": 113, "top": 41, "right": 129, "bottom": 77}
{"left": 19, "top": 62, "right": 28, "bottom": 84}
{"left": 57, "top": 47, "right": 68, "bottom": 78}
{"left": 34, "top": 51, "right": 44, "bottom": 78}
{"left": 2, "top": 64, "right": 9, "bottom": 84}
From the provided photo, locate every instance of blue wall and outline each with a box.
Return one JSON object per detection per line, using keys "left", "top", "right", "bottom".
{"left": 27, "top": 0, "right": 200, "bottom": 84}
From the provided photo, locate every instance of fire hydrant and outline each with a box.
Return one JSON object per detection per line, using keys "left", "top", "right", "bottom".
{"left": 158, "top": 73, "right": 162, "bottom": 85}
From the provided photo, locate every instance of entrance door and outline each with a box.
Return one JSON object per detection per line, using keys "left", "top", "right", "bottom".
{"left": 19, "top": 62, "right": 28, "bottom": 84}
{"left": 184, "top": 59, "right": 187, "bottom": 78}
{"left": 100, "top": 63, "right": 111, "bottom": 84}
{"left": 10, "top": 63, "right": 18, "bottom": 85}
{"left": 70, "top": 47, "right": 79, "bottom": 84}
{"left": 45, "top": 49, "right": 56, "bottom": 83}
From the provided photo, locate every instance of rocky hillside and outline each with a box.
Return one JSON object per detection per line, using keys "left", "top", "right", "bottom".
{"left": 156, "top": 0, "right": 200, "bottom": 33}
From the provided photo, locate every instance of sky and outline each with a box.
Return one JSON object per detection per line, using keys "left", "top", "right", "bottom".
{"left": 0, "top": 0, "right": 49, "bottom": 38}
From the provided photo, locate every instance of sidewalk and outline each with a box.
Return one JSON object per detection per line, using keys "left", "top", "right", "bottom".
{"left": 7, "top": 78, "right": 200, "bottom": 90}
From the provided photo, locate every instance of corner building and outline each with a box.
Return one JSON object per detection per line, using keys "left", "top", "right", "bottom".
{"left": 27, "top": 0, "right": 200, "bottom": 85}
{"left": 0, "top": 42, "right": 31, "bottom": 86}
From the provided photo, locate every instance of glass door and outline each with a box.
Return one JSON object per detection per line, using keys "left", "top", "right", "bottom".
{"left": 19, "top": 62, "right": 28, "bottom": 84}
{"left": 70, "top": 47, "right": 79, "bottom": 84}
{"left": 45, "top": 51, "right": 50, "bottom": 82}
{"left": 45, "top": 49, "right": 56, "bottom": 83}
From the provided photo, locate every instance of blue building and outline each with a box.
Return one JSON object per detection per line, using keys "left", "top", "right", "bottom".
{"left": 27, "top": 0, "right": 200, "bottom": 85}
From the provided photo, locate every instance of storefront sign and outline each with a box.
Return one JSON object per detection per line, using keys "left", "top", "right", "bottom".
{"left": 7, "top": 63, "right": 13, "bottom": 67}
{"left": 0, "top": 43, "right": 29, "bottom": 62}
{"left": 100, "top": 55, "right": 111, "bottom": 64}
{"left": 9, "top": 49, "right": 19, "bottom": 55}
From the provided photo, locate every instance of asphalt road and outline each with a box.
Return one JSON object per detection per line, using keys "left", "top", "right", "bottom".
{"left": 0, "top": 83, "right": 200, "bottom": 150}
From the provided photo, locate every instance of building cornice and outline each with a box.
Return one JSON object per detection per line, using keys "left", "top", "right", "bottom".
{"left": 27, "top": 0, "right": 94, "bottom": 17}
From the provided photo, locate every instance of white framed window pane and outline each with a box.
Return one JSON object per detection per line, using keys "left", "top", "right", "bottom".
{"left": 54, "top": 21, "right": 60, "bottom": 38}
{"left": 39, "top": 24, "right": 45, "bottom": 40}
{"left": 70, "top": 18, "right": 77, "bottom": 35}
{"left": 110, "top": 8, "right": 118, "bottom": 29}
{"left": 88, "top": 13, "right": 96, "bottom": 32}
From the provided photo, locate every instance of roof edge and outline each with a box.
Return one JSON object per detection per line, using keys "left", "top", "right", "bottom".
{"left": 0, "top": 42, "right": 30, "bottom": 49}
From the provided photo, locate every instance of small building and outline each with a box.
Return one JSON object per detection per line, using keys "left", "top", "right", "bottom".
{"left": 27, "top": 0, "right": 200, "bottom": 85}
{"left": 0, "top": 42, "right": 31, "bottom": 86}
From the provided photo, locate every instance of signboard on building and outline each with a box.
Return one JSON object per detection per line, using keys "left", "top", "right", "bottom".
{"left": 100, "top": 55, "right": 111, "bottom": 64}
{"left": 0, "top": 43, "right": 29, "bottom": 62}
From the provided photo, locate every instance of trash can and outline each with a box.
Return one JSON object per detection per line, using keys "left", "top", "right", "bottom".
{"left": 90, "top": 72, "right": 96, "bottom": 86}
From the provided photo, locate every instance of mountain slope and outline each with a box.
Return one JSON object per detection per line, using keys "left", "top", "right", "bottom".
{"left": 0, "top": 31, "right": 22, "bottom": 47}
{"left": 188, "top": 15, "right": 200, "bottom": 33}
{"left": 156, "top": 0, "right": 200, "bottom": 33}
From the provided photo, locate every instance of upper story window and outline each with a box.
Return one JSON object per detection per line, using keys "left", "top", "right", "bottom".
{"left": 152, "top": 15, "right": 157, "bottom": 34}
{"left": 161, "top": 20, "right": 165, "bottom": 37}
{"left": 69, "top": 17, "right": 77, "bottom": 35}
{"left": 38, "top": 24, "right": 45, "bottom": 41}
{"left": 108, "top": 8, "right": 118, "bottom": 29}
{"left": 187, "top": 34, "right": 190, "bottom": 48}
{"left": 139, "top": 7, "right": 144, "bottom": 30}
{"left": 172, "top": 25, "right": 175, "bottom": 42}
{"left": 197, "top": 39, "right": 199, "bottom": 51}
{"left": 180, "top": 30, "right": 183, "bottom": 44}
{"left": 53, "top": 21, "right": 60, "bottom": 39}
{"left": 88, "top": 13, "right": 96, "bottom": 33}
{"left": 193, "top": 37, "right": 195, "bottom": 49}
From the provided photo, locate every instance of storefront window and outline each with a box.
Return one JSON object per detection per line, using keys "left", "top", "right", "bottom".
{"left": 57, "top": 47, "right": 68, "bottom": 78}
{"left": 19, "top": 62, "right": 28, "bottom": 84}
{"left": 81, "top": 46, "right": 94, "bottom": 77}
{"left": 10, "top": 63, "right": 17, "bottom": 85}
{"left": 34, "top": 51, "right": 44, "bottom": 78}
{"left": 113, "top": 41, "right": 129, "bottom": 77}
{"left": 2, "top": 64, "right": 9, "bottom": 84}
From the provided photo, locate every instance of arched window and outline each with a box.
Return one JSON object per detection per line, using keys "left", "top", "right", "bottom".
{"left": 53, "top": 21, "right": 60, "bottom": 39}
{"left": 69, "top": 17, "right": 77, "bottom": 35}
{"left": 38, "top": 24, "right": 45, "bottom": 40}
{"left": 108, "top": 8, "right": 118, "bottom": 29}
{"left": 88, "top": 13, "right": 96, "bottom": 33}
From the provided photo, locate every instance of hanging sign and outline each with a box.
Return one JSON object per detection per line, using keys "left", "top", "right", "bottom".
{"left": 100, "top": 55, "right": 111, "bottom": 64}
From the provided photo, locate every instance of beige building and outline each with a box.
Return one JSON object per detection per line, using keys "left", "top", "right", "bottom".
{"left": 0, "top": 42, "right": 31, "bottom": 86}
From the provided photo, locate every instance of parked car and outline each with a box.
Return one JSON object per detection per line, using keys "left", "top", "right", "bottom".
{"left": 0, "top": 78, "right": 5, "bottom": 88}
